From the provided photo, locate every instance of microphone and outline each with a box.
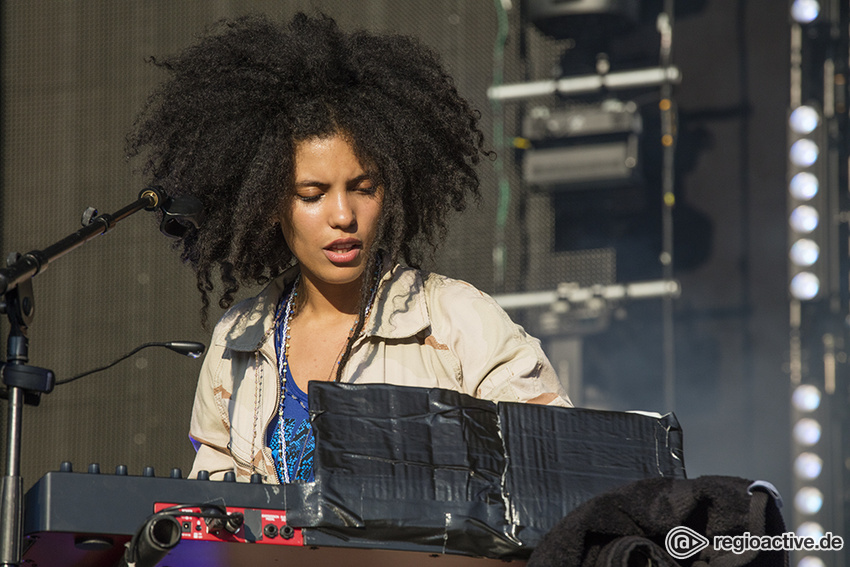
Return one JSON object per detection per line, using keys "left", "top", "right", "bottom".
{"left": 137, "top": 186, "right": 205, "bottom": 239}
{"left": 160, "top": 341, "right": 205, "bottom": 358}
{"left": 56, "top": 341, "right": 206, "bottom": 385}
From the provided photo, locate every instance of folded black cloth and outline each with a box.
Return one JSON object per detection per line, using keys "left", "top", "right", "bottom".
{"left": 528, "top": 475, "right": 787, "bottom": 567}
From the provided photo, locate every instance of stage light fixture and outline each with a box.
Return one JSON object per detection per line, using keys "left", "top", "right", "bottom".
{"left": 789, "top": 239, "right": 820, "bottom": 267}
{"left": 787, "top": 104, "right": 828, "bottom": 301}
{"left": 796, "top": 521, "right": 825, "bottom": 539}
{"left": 794, "top": 452, "right": 823, "bottom": 480}
{"left": 789, "top": 105, "right": 820, "bottom": 134}
{"left": 791, "top": 0, "right": 820, "bottom": 24}
{"left": 790, "top": 272, "right": 821, "bottom": 300}
{"left": 520, "top": 101, "right": 643, "bottom": 189}
{"left": 790, "top": 139, "right": 820, "bottom": 167}
{"left": 789, "top": 205, "right": 819, "bottom": 233}
{"left": 794, "top": 487, "right": 824, "bottom": 515}
{"left": 793, "top": 417, "right": 822, "bottom": 446}
{"left": 786, "top": 13, "right": 842, "bottom": 565}
{"left": 789, "top": 172, "right": 819, "bottom": 200}
{"left": 792, "top": 384, "right": 822, "bottom": 412}
{"left": 522, "top": 0, "right": 639, "bottom": 41}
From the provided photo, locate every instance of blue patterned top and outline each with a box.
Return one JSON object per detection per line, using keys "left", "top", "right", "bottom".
{"left": 267, "top": 297, "right": 315, "bottom": 483}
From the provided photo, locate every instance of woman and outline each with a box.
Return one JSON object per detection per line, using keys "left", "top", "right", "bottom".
{"left": 129, "top": 13, "right": 570, "bottom": 484}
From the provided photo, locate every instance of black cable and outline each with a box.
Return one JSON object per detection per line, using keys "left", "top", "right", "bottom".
{"left": 56, "top": 341, "right": 205, "bottom": 385}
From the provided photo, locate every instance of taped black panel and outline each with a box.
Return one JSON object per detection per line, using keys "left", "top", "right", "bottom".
{"left": 499, "top": 402, "right": 685, "bottom": 545}
{"left": 307, "top": 382, "right": 685, "bottom": 558}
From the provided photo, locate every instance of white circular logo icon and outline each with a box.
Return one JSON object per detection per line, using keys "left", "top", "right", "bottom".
{"left": 665, "top": 526, "right": 710, "bottom": 560}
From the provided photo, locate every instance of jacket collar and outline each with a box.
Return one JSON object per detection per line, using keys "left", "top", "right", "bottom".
{"left": 217, "top": 263, "right": 430, "bottom": 352}
{"left": 366, "top": 265, "right": 430, "bottom": 339}
{"left": 217, "top": 268, "right": 292, "bottom": 352}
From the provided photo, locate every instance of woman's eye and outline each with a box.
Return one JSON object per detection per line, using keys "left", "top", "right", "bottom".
{"left": 297, "top": 193, "right": 321, "bottom": 202}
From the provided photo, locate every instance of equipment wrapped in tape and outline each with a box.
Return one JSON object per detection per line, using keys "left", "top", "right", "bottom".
{"left": 308, "top": 382, "right": 685, "bottom": 558}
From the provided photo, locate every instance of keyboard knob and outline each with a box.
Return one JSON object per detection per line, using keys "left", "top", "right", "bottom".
{"left": 59, "top": 461, "right": 73, "bottom": 473}
{"left": 197, "top": 470, "right": 210, "bottom": 481}
{"left": 170, "top": 468, "right": 183, "bottom": 479}
{"left": 250, "top": 473, "right": 263, "bottom": 484}
{"left": 88, "top": 463, "right": 101, "bottom": 474}
{"left": 143, "top": 466, "right": 155, "bottom": 477}
{"left": 115, "top": 465, "right": 128, "bottom": 476}
{"left": 223, "top": 471, "right": 236, "bottom": 482}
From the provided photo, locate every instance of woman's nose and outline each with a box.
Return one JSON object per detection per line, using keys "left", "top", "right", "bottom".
{"left": 328, "top": 190, "right": 356, "bottom": 229}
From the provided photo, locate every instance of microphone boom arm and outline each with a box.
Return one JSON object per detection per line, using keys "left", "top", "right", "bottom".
{"left": 0, "top": 185, "right": 185, "bottom": 567}
{"left": 0, "top": 188, "right": 162, "bottom": 296}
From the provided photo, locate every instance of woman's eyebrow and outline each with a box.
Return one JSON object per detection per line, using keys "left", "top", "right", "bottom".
{"left": 294, "top": 179, "right": 330, "bottom": 189}
{"left": 294, "top": 174, "right": 371, "bottom": 188}
{"left": 348, "top": 174, "right": 372, "bottom": 185}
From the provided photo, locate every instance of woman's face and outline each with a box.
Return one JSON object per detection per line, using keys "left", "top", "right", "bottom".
{"left": 278, "top": 134, "right": 382, "bottom": 288}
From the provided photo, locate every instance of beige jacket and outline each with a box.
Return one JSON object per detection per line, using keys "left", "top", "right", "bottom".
{"left": 188, "top": 264, "right": 571, "bottom": 482}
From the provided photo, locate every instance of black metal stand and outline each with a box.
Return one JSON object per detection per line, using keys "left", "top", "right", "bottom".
{"left": 0, "top": 187, "right": 169, "bottom": 567}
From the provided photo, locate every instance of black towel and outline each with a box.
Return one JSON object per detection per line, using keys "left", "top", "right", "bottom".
{"left": 528, "top": 475, "right": 787, "bottom": 567}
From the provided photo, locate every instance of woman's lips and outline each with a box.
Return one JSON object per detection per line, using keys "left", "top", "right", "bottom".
{"left": 323, "top": 239, "right": 362, "bottom": 263}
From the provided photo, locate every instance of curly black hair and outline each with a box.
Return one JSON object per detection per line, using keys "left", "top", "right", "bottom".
{"left": 128, "top": 13, "right": 488, "bottom": 330}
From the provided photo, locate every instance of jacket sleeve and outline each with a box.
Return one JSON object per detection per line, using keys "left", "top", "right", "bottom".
{"left": 428, "top": 277, "right": 572, "bottom": 407}
{"left": 187, "top": 325, "right": 236, "bottom": 480}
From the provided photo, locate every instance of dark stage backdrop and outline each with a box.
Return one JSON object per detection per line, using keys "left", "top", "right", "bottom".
{"left": 0, "top": 0, "right": 791, "bottom": 508}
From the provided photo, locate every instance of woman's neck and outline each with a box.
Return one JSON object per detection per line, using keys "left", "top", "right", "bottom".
{"left": 296, "top": 271, "right": 362, "bottom": 320}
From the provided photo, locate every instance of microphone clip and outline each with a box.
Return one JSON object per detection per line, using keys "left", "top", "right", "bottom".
{"left": 138, "top": 186, "right": 205, "bottom": 239}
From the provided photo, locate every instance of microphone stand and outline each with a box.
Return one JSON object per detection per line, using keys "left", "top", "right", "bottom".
{"left": 0, "top": 187, "right": 175, "bottom": 567}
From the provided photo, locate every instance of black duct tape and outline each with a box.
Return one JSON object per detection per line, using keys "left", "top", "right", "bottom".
{"left": 306, "top": 383, "right": 685, "bottom": 559}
